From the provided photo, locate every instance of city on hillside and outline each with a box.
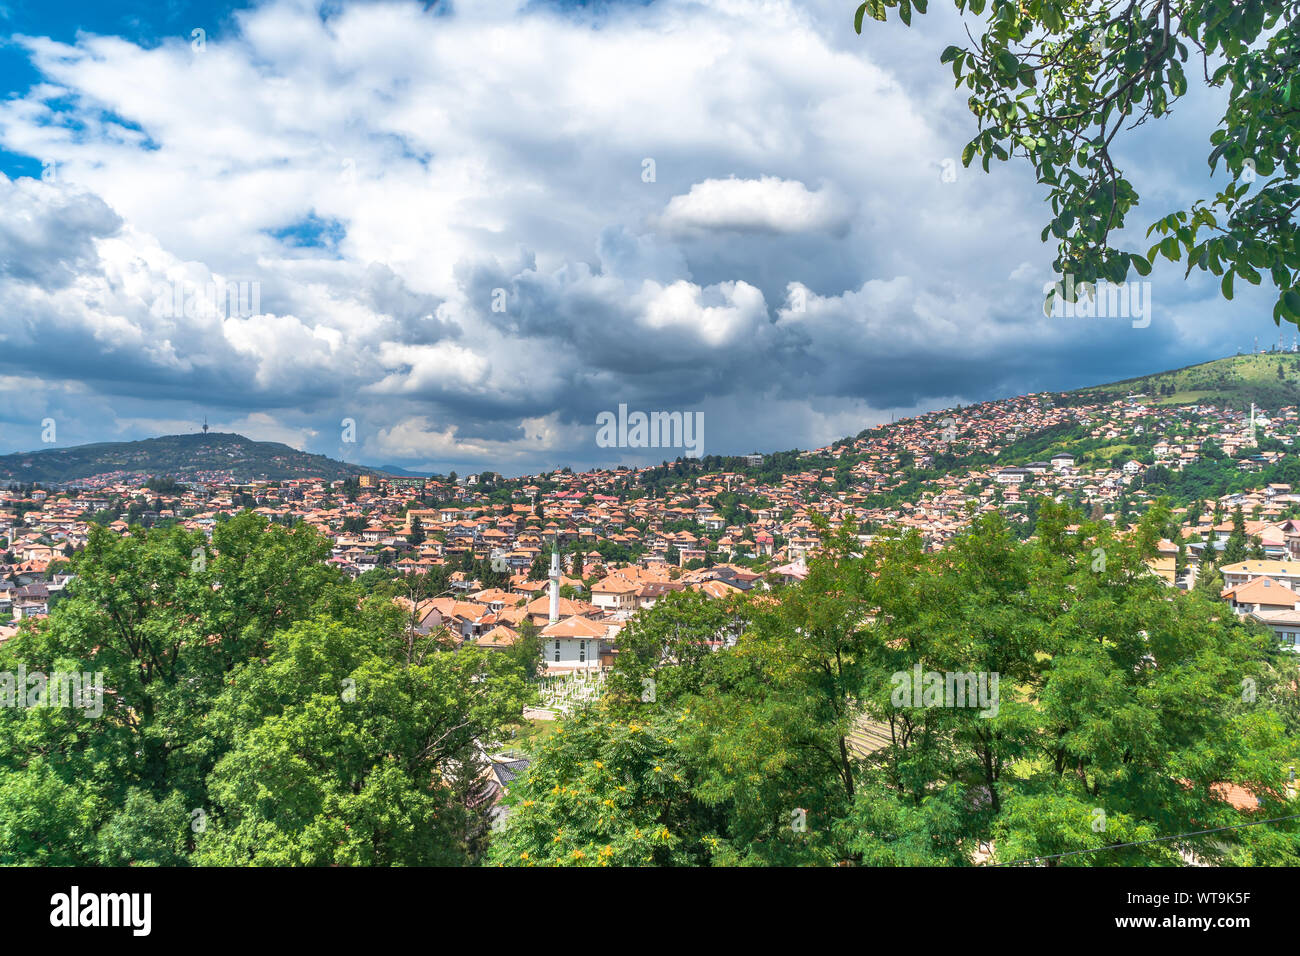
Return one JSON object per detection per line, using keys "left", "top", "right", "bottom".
{"left": 9, "top": 357, "right": 1300, "bottom": 652}
{"left": 1, "top": 0, "right": 1297, "bottom": 907}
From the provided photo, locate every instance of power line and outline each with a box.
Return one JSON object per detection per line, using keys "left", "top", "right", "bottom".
{"left": 995, "top": 811, "right": 1300, "bottom": 866}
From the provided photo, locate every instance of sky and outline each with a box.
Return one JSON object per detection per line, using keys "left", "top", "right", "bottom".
{"left": 0, "top": 0, "right": 1286, "bottom": 476}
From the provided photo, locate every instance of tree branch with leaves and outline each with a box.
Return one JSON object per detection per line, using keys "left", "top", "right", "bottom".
{"left": 856, "top": 0, "right": 1300, "bottom": 321}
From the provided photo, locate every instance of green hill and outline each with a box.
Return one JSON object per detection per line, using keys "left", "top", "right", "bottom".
{"left": 0, "top": 433, "right": 377, "bottom": 485}
{"left": 1072, "top": 352, "right": 1300, "bottom": 410}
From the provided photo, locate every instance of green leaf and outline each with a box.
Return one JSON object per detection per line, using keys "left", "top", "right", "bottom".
{"left": 854, "top": 2, "right": 867, "bottom": 33}
{"left": 1284, "top": 290, "right": 1300, "bottom": 319}
{"left": 1130, "top": 254, "right": 1152, "bottom": 277}
{"left": 1222, "top": 270, "right": 1235, "bottom": 300}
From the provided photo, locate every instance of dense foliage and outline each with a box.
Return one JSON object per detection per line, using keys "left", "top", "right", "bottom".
{"left": 858, "top": 0, "right": 1300, "bottom": 323}
{"left": 0, "top": 513, "right": 529, "bottom": 865}
{"left": 4, "top": 506, "right": 1296, "bottom": 867}
{"left": 493, "top": 503, "right": 1300, "bottom": 865}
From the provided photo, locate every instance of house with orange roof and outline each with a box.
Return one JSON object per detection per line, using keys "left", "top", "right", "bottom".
{"left": 590, "top": 575, "right": 640, "bottom": 613}
{"left": 1222, "top": 576, "right": 1300, "bottom": 616}
{"left": 420, "top": 598, "right": 492, "bottom": 642}
{"left": 507, "top": 594, "right": 600, "bottom": 627}
{"left": 689, "top": 578, "right": 744, "bottom": 600}
{"left": 475, "top": 624, "right": 521, "bottom": 651}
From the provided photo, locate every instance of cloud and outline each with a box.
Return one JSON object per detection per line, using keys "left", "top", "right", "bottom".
{"left": 656, "top": 176, "right": 853, "bottom": 237}
{"left": 365, "top": 412, "right": 581, "bottom": 468}
{"left": 0, "top": 0, "right": 1275, "bottom": 475}
{"left": 0, "top": 177, "right": 121, "bottom": 288}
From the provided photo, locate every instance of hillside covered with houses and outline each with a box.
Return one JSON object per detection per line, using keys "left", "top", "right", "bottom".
{"left": 6, "top": 354, "right": 1300, "bottom": 656}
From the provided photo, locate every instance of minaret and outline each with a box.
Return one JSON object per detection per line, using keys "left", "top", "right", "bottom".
{"left": 548, "top": 546, "right": 560, "bottom": 624}
{"left": 1247, "top": 402, "right": 1257, "bottom": 447}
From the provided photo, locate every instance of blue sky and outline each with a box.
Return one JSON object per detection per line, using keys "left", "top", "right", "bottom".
{"left": 0, "top": 0, "right": 1283, "bottom": 476}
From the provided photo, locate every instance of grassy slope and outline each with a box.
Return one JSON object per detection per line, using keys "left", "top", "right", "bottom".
{"left": 1075, "top": 352, "right": 1300, "bottom": 410}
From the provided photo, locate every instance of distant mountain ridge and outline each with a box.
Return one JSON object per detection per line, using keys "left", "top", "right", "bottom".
{"left": 3, "top": 355, "right": 1296, "bottom": 486}
{"left": 0, "top": 432, "right": 377, "bottom": 485}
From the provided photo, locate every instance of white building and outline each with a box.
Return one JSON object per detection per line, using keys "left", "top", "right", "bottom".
{"left": 541, "top": 546, "right": 607, "bottom": 671}
{"left": 541, "top": 615, "right": 607, "bottom": 671}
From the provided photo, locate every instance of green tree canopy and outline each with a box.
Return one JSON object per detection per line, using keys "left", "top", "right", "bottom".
{"left": 857, "top": 0, "right": 1300, "bottom": 322}
{"left": 495, "top": 503, "right": 1299, "bottom": 865}
{"left": 0, "top": 512, "right": 529, "bottom": 866}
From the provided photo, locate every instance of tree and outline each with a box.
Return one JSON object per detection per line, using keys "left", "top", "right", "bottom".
{"left": 0, "top": 513, "right": 528, "bottom": 866}
{"left": 1194, "top": 553, "right": 1224, "bottom": 596}
{"left": 1222, "top": 504, "right": 1251, "bottom": 564}
{"left": 487, "top": 708, "right": 720, "bottom": 867}
{"left": 528, "top": 548, "right": 553, "bottom": 581}
{"left": 508, "top": 619, "right": 545, "bottom": 682}
{"left": 856, "top": 0, "right": 1300, "bottom": 324}
{"left": 494, "top": 504, "right": 1299, "bottom": 866}
{"left": 606, "top": 589, "right": 746, "bottom": 706}
{"left": 409, "top": 515, "right": 426, "bottom": 547}
{"left": 194, "top": 625, "right": 527, "bottom": 866}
